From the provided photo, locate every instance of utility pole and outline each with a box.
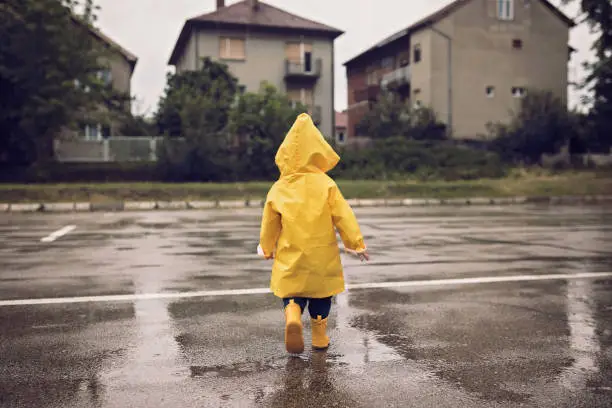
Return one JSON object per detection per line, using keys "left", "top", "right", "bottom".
{"left": 430, "top": 27, "right": 453, "bottom": 136}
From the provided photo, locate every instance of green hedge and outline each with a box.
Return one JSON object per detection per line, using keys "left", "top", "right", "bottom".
{"left": 0, "top": 138, "right": 507, "bottom": 183}
{"left": 0, "top": 162, "right": 159, "bottom": 183}
{"left": 332, "top": 138, "right": 507, "bottom": 181}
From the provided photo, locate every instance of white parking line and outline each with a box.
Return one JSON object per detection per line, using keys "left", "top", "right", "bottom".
{"left": 0, "top": 272, "right": 610, "bottom": 307}
{"left": 40, "top": 225, "right": 77, "bottom": 243}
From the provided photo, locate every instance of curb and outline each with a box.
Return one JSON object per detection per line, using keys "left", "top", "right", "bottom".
{"left": 2, "top": 195, "right": 611, "bottom": 213}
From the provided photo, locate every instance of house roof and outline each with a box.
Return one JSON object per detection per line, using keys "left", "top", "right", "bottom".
{"left": 344, "top": 0, "right": 575, "bottom": 67}
{"left": 335, "top": 111, "right": 347, "bottom": 129}
{"left": 70, "top": 16, "right": 138, "bottom": 71}
{"left": 90, "top": 28, "right": 138, "bottom": 71}
{"left": 169, "top": 0, "right": 344, "bottom": 65}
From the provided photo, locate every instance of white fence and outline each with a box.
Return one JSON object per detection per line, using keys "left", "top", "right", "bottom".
{"left": 541, "top": 148, "right": 612, "bottom": 168}
{"left": 54, "top": 137, "right": 163, "bottom": 162}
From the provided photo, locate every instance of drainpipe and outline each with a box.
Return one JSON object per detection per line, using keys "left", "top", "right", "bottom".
{"left": 194, "top": 27, "right": 199, "bottom": 70}
{"left": 331, "top": 41, "right": 335, "bottom": 140}
{"left": 430, "top": 26, "right": 452, "bottom": 136}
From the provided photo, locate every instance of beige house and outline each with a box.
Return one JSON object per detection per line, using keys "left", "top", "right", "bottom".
{"left": 78, "top": 26, "right": 138, "bottom": 139}
{"left": 168, "top": 0, "right": 343, "bottom": 139}
{"left": 344, "top": 0, "right": 574, "bottom": 140}
{"left": 54, "top": 22, "right": 138, "bottom": 162}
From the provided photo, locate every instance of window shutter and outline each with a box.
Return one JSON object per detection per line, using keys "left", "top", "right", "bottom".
{"left": 285, "top": 42, "right": 301, "bottom": 63}
{"left": 219, "top": 37, "right": 229, "bottom": 58}
{"left": 230, "top": 38, "right": 245, "bottom": 59}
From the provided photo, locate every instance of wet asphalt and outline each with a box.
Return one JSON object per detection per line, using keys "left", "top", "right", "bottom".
{"left": 0, "top": 205, "right": 611, "bottom": 407}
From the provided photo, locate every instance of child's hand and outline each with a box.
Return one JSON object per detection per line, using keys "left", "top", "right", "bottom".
{"left": 343, "top": 247, "right": 370, "bottom": 261}
{"left": 257, "top": 244, "right": 274, "bottom": 260}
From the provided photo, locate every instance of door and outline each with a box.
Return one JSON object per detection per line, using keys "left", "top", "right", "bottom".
{"left": 302, "top": 43, "right": 313, "bottom": 72}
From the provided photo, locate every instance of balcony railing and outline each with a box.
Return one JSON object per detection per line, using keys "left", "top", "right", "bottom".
{"left": 381, "top": 65, "right": 411, "bottom": 89}
{"left": 284, "top": 59, "right": 322, "bottom": 80}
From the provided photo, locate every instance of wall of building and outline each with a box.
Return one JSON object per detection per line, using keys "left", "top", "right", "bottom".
{"left": 175, "top": 28, "right": 335, "bottom": 138}
{"left": 409, "top": 28, "right": 434, "bottom": 110}
{"left": 346, "top": 63, "right": 367, "bottom": 137}
{"left": 428, "top": 0, "right": 570, "bottom": 139}
{"left": 175, "top": 31, "right": 197, "bottom": 73}
{"left": 105, "top": 52, "right": 133, "bottom": 96}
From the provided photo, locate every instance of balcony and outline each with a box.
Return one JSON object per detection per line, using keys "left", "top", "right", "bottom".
{"left": 353, "top": 84, "right": 380, "bottom": 103}
{"left": 381, "top": 65, "right": 411, "bottom": 89}
{"left": 284, "top": 59, "right": 322, "bottom": 81}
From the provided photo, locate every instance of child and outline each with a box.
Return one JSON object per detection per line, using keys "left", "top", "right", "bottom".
{"left": 259, "top": 113, "right": 369, "bottom": 354}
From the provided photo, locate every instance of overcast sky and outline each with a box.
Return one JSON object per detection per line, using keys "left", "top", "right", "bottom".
{"left": 94, "top": 0, "right": 592, "bottom": 116}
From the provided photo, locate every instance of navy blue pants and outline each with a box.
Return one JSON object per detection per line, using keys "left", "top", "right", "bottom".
{"left": 283, "top": 297, "right": 332, "bottom": 319}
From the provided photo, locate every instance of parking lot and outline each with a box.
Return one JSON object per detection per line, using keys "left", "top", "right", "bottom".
{"left": 0, "top": 205, "right": 611, "bottom": 407}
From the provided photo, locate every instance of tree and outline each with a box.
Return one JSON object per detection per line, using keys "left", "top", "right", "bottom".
{"left": 155, "top": 58, "right": 242, "bottom": 181}
{"left": 489, "top": 89, "right": 578, "bottom": 164}
{"left": 0, "top": 0, "right": 126, "bottom": 167}
{"left": 155, "top": 57, "right": 242, "bottom": 137}
{"left": 356, "top": 91, "right": 447, "bottom": 140}
{"left": 356, "top": 92, "right": 410, "bottom": 138}
{"left": 562, "top": 0, "right": 612, "bottom": 151}
{"left": 118, "top": 113, "right": 156, "bottom": 136}
{"left": 227, "top": 82, "right": 307, "bottom": 179}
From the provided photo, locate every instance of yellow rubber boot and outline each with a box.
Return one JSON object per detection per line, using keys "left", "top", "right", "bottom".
{"left": 284, "top": 300, "right": 304, "bottom": 354}
{"left": 311, "top": 316, "right": 330, "bottom": 349}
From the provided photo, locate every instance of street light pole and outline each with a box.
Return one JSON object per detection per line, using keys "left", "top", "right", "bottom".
{"left": 430, "top": 27, "right": 452, "bottom": 136}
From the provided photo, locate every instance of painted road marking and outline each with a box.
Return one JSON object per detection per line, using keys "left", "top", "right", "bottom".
{"left": 0, "top": 272, "right": 611, "bottom": 307}
{"left": 40, "top": 225, "right": 76, "bottom": 243}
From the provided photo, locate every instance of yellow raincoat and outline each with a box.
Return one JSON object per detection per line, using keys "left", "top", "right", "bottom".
{"left": 259, "top": 113, "right": 366, "bottom": 299}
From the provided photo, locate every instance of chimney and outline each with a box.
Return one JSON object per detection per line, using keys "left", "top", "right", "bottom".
{"left": 249, "top": 0, "right": 259, "bottom": 10}
{"left": 216, "top": 0, "right": 225, "bottom": 9}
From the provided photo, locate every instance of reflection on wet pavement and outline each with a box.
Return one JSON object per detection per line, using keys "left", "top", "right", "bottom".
{"left": 0, "top": 206, "right": 610, "bottom": 407}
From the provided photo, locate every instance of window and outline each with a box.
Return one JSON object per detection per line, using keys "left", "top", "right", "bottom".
{"left": 83, "top": 123, "right": 111, "bottom": 140}
{"left": 512, "top": 86, "right": 526, "bottom": 98}
{"left": 367, "top": 70, "right": 379, "bottom": 85}
{"left": 413, "top": 44, "right": 422, "bottom": 63}
{"left": 219, "top": 37, "right": 246, "bottom": 60}
{"left": 337, "top": 131, "right": 345, "bottom": 144}
{"left": 498, "top": 0, "right": 514, "bottom": 20}
{"left": 398, "top": 51, "right": 410, "bottom": 67}
{"left": 381, "top": 56, "right": 395, "bottom": 69}
{"left": 512, "top": 39, "right": 523, "bottom": 49}
{"left": 486, "top": 86, "right": 495, "bottom": 98}
{"left": 97, "top": 69, "right": 113, "bottom": 86}
{"left": 84, "top": 124, "right": 100, "bottom": 140}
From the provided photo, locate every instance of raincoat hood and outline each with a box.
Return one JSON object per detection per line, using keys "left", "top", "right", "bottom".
{"left": 275, "top": 113, "right": 340, "bottom": 176}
